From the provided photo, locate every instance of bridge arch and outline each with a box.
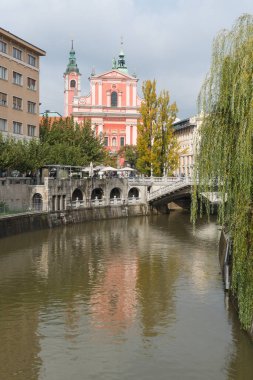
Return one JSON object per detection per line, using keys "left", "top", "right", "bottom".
{"left": 91, "top": 188, "right": 103, "bottom": 200}
{"left": 110, "top": 187, "right": 121, "bottom": 199}
{"left": 128, "top": 187, "right": 139, "bottom": 199}
{"left": 72, "top": 188, "right": 83, "bottom": 201}
{"left": 32, "top": 193, "right": 43, "bottom": 211}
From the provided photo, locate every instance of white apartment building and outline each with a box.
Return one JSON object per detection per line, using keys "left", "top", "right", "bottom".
{"left": 173, "top": 115, "right": 202, "bottom": 177}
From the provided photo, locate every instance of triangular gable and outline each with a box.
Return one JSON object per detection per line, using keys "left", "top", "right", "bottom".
{"left": 93, "top": 70, "right": 137, "bottom": 80}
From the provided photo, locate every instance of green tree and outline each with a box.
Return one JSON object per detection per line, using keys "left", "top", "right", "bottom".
{"left": 136, "top": 80, "right": 179, "bottom": 176}
{"left": 136, "top": 80, "right": 157, "bottom": 175}
{"left": 39, "top": 117, "right": 106, "bottom": 166}
{"left": 118, "top": 145, "right": 138, "bottom": 168}
{"left": 191, "top": 14, "right": 253, "bottom": 329}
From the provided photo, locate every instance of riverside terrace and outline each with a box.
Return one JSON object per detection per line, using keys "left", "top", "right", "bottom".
{"left": 0, "top": 164, "right": 188, "bottom": 214}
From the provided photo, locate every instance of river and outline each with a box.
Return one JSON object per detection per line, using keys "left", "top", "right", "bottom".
{"left": 0, "top": 211, "right": 252, "bottom": 380}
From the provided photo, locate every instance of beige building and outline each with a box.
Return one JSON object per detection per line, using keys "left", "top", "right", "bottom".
{"left": 173, "top": 115, "right": 202, "bottom": 178}
{"left": 0, "top": 28, "right": 45, "bottom": 140}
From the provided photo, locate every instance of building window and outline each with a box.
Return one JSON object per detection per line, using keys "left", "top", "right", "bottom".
{"left": 120, "top": 137, "right": 125, "bottom": 147}
{"left": 28, "top": 101, "right": 36, "bottom": 114}
{"left": 0, "top": 92, "right": 7, "bottom": 106}
{"left": 70, "top": 79, "right": 76, "bottom": 88}
{"left": 28, "top": 124, "right": 36, "bottom": 136}
{"left": 13, "top": 47, "right": 22, "bottom": 60}
{"left": 27, "top": 77, "right": 36, "bottom": 90}
{"left": 112, "top": 137, "right": 117, "bottom": 146}
{"left": 13, "top": 96, "right": 22, "bottom": 110}
{"left": 28, "top": 54, "right": 36, "bottom": 67}
{"left": 0, "top": 66, "right": 7, "bottom": 80}
{"left": 13, "top": 71, "right": 22, "bottom": 85}
{"left": 111, "top": 91, "right": 118, "bottom": 107}
{"left": 104, "top": 136, "right": 109, "bottom": 146}
{"left": 0, "top": 41, "right": 7, "bottom": 53}
{"left": 0, "top": 118, "right": 7, "bottom": 132}
{"left": 13, "top": 121, "right": 22, "bottom": 134}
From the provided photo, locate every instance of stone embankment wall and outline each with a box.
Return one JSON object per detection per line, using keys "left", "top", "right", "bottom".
{"left": 219, "top": 229, "right": 253, "bottom": 340}
{"left": 0, "top": 204, "right": 149, "bottom": 239}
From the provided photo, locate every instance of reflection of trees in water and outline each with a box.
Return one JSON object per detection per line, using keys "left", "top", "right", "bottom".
{"left": 225, "top": 297, "right": 253, "bottom": 380}
{"left": 0, "top": 307, "right": 41, "bottom": 380}
{"left": 136, "top": 252, "right": 180, "bottom": 337}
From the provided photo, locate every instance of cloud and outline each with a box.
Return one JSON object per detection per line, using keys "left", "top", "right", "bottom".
{"left": 2, "top": 0, "right": 253, "bottom": 118}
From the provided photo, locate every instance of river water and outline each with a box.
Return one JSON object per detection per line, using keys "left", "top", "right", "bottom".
{"left": 0, "top": 211, "right": 253, "bottom": 380}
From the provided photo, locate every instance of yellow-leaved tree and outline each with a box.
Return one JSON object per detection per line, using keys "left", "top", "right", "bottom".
{"left": 136, "top": 80, "right": 180, "bottom": 176}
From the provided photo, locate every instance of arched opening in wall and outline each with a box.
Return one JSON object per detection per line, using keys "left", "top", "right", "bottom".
{"left": 128, "top": 187, "right": 139, "bottom": 199}
{"left": 70, "top": 80, "right": 76, "bottom": 88}
{"left": 111, "top": 91, "right": 118, "bottom": 107}
{"left": 32, "top": 193, "right": 43, "bottom": 211}
{"left": 110, "top": 188, "right": 121, "bottom": 199}
{"left": 147, "top": 186, "right": 152, "bottom": 193}
{"left": 72, "top": 188, "right": 83, "bottom": 201}
{"left": 112, "top": 137, "right": 117, "bottom": 147}
{"left": 91, "top": 188, "right": 103, "bottom": 200}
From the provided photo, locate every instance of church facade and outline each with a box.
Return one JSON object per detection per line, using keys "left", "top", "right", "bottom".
{"left": 64, "top": 43, "right": 142, "bottom": 153}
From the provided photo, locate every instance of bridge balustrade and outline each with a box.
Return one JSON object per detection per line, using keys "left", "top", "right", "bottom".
{"left": 148, "top": 178, "right": 193, "bottom": 202}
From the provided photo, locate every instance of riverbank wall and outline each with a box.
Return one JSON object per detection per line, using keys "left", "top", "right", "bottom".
{"left": 219, "top": 229, "right": 253, "bottom": 340}
{"left": 0, "top": 204, "right": 150, "bottom": 239}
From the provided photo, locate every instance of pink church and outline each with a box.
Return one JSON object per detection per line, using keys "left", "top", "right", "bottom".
{"left": 64, "top": 42, "right": 142, "bottom": 152}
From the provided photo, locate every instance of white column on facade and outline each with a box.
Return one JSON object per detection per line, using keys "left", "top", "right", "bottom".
{"left": 132, "top": 84, "right": 137, "bottom": 106}
{"left": 132, "top": 124, "right": 137, "bottom": 145}
{"left": 125, "top": 124, "right": 131, "bottom": 145}
{"left": 78, "top": 76, "right": 81, "bottom": 96}
{"left": 64, "top": 76, "right": 68, "bottom": 116}
{"left": 118, "top": 92, "right": 122, "bottom": 107}
{"left": 126, "top": 83, "right": 130, "bottom": 106}
{"left": 107, "top": 91, "right": 110, "bottom": 107}
{"left": 64, "top": 91, "right": 68, "bottom": 117}
{"left": 98, "top": 124, "right": 103, "bottom": 135}
{"left": 92, "top": 82, "right": 96, "bottom": 105}
{"left": 98, "top": 82, "right": 102, "bottom": 105}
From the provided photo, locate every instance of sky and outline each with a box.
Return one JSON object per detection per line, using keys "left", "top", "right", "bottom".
{"left": 2, "top": 0, "right": 253, "bottom": 119}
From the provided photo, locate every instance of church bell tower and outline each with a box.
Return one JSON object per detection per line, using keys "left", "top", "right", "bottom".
{"left": 64, "top": 41, "right": 81, "bottom": 116}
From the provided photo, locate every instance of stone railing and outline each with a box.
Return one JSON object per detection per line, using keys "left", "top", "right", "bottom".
{"left": 67, "top": 197, "right": 142, "bottom": 209}
{"left": 147, "top": 178, "right": 193, "bottom": 202}
{"left": 0, "top": 177, "right": 34, "bottom": 185}
{"left": 128, "top": 176, "right": 181, "bottom": 186}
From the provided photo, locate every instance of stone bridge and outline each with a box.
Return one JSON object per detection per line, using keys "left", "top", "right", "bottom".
{"left": 147, "top": 178, "right": 193, "bottom": 212}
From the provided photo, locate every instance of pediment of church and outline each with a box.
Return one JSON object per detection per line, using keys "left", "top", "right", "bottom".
{"left": 93, "top": 70, "right": 136, "bottom": 80}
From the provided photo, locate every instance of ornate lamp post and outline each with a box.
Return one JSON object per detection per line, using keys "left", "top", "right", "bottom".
{"left": 162, "top": 122, "right": 167, "bottom": 178}
{"left": 150, "top": 122, "right": 154, "bottom": 178}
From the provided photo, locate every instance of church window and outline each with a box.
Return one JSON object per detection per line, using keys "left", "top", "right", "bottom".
{"left": 104, "top": 137, "right": 108, "bottom": 146}
{"left": 111, "top": 91, "right": 118, "bottom": 107}
{"left": 70, "top": 80, "right": 76, "bottom": 88}
{"left": 112, "top": 137, "right": 117, "bottom": 146}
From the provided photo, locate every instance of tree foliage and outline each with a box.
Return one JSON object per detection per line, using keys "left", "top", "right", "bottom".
{"left": 40, "top": 117, "right": 106, "bottom": 166}
{"left": 118, "top": 145, "right": 138, "bottom": 168}
{"left": 136, "top": 80, "right": 180, "bottom": 176}
{"left": 191, "top": 14, "right": 253, "bottom": 329}
{"left": 0, "top": 117, "right": 106, "bottom": 173}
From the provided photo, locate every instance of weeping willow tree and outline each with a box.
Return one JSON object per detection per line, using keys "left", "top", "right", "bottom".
{"left": 191, "top": 14, "right": 253, "bottom": 330}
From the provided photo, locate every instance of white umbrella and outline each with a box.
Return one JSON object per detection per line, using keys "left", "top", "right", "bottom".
{"left": 100, "top": 166, "right": 117, "bottom": 172}
{"left": 94, "top": 165, "right": 105, "bottom": 171}
{"left": 118, "top": 167, "right": 135, "bottom": 171}
{"left": 81, "top": 166, "right": 90, "bottom": 171}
